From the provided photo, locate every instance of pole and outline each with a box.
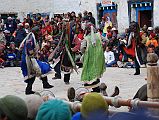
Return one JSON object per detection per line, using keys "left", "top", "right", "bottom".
{"left": 147, "top": 53, "right": 159, "bottom": 116}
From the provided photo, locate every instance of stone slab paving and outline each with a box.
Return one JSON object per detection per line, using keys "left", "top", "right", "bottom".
{"left": 0, "top": 67, "right": 147, "bottom": 111}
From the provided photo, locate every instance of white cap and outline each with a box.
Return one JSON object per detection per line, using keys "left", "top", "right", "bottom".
{"left": 7, "top": 17, "right": 12, "bottom": 20}
{"left": 25, "top": 23, "right": 29, "bottom": 26}
{"left": 18, "top": 23, "right": 23, "bottom": 26}
{"left": 4, "top": 30, "right": 10, "bottom": 33}
{"left": 112, "top": 27, "right": 117, "bottom": 31}
{"left": 148, "top": 27, "right": 153, "bottom": 31}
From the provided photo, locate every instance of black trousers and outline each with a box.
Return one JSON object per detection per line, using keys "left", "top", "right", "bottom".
{"left": 54, "top": 62, "right": 61, "bottom": 78}
{"left": 64, "top": 74, "right": 70, "bottom": 83}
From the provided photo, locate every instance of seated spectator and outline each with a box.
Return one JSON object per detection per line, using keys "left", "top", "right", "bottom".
{"left": 0, "top": 43, "right": 6, "bottom": 68}
{"left": 0, "top": 95, "right": 28, "bottom": 120}
{"left": 24, "top": 94, "right": 44, "bottom": 120}
{"left": 72, "top": 93, "right": 108, "bottom": 120}
{"left": 104, "top": 46, "right": 116, "bottom": 67}
{"left": 146, "top": 33, "right": 158, "bottom": 48}
{"left": 6, "top": 42, "right": 20, "bottom": 67}
{"left": 36, "top": 99, "right": 71, "bottom": 120}
{"left": 0, "top": 28, "right": 6, "bottom": 45}
{"left": 5, "top": 48, "right": 17, "bottom": 67}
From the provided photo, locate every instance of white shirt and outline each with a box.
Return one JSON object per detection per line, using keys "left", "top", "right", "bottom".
{"left": 104, "top": 51, "right": 115, "bottom": 64}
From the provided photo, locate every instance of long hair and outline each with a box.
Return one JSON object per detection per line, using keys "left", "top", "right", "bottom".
{"left": 130, "top": 21, "right": 140, "bottom": 44}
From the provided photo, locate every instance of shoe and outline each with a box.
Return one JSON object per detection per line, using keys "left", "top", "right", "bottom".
{"left": 84, "top": 79, "right": 100, "bottom": 88}
{"left": 111, "top": 86, "right": 120, "bottom": 97}
{"left": 52, "top": 77, "right": 61, "bottom": 80}
{"left": 25, "top": 77, "right": 35, "bottom": 95}
{"left": 25, "top": 90, "right": 35, "bottom": 95}
{"left": 92, "top": 86, "right": 100, "bottom": 93}
{"left": 134, "top": 72, "right": 140, "bottom": 75}
{"left": 65, "top": 82, "right": 70, "bottom": 85}
{"left": 67, "top": 87, "right": 75, "bottom": 102}
{"left": 134, "top": 68, "right": 140, "bottom": 75}
{"left": 41, "top": 77, "right": 54, "bottom": 89}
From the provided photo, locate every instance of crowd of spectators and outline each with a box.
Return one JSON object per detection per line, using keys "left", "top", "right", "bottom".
{"left": 0, "top": 11, "right": 159, "bottom": 69}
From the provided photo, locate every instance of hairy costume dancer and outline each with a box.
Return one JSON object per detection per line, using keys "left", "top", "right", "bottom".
{"left": 60, "top": 20, "right": 77, "bottom": 84}
{"left": 123, "top": 22, "right": 142, "bottom": 75}
{"left": 81, "top": 23, "right": 105, "bottom": 92}
{"left": 20, "top": 32, "right": 53, "bottom": 95}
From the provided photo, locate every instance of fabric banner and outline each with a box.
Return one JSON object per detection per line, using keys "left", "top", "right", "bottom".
{"left": 101, "top": 0, "right": 112, "bottom": 7}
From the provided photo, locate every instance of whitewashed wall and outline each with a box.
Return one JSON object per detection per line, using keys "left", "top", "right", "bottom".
{"left": 153, "top": 0, "right": 159, "bottom": 27}
{"left": 116, "top": 0, "right": 129, "bottom": 33}
{"left": 0, "top": 0, "right": 53, "bottom": 21}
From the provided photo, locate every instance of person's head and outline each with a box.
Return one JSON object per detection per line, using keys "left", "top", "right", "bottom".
{"left": 106, "top": 16, "right": 111, "bottom": 22}
{"left": 149, "top": 33, "right": 156, "bottom": 40}
{"left": 129, "top": 21, "right": 140, "bottom": 33}
{"left": 23, "top": 18, "right": 27, "bottom": 22}
{"left": 107, "top": 26, "right": 112, "bottom": 32}
{"left": 81, "top": 93, "right": 108, "bottom": 119}
{"left": 83, "top": 11, "right": 88, "bottom": 16}
{"left": 9, "top": 42, "right": 16, "bottom": 49}
{"left": 36, "top": 99, "right": 71, "bottom": 120}
{"left": 27, "top": 14, "right": 31, "bottom": 19}
{"left": 17, "top": 23, "right": 23, "bottom": 29}
{"left": 7, "top": 17, "right": 12, "bottom": 21}
{"left": 142, "top": 32, "right": 148, "bottom": 37}
{"left": 106, "top": 46, "right": 112, "bottom": 52}
{"left": 0, "top": 95, "right": 28, "bottom": 120}
{"left": 71, "top": 11, "right": 76, "bottom": 17}
{"left": 37, "top": 13, "right": 42, "bottom": 20}
{"left": 78, "top": 12, "right": 82, "bottom": 19}
{"left": 88, "top": 12, "right": 93, "bottom": 17}
{"left": 155, "top": 26, "right": 159, "bottom": 34}
{"left": 147, "top": 45, "right": 155, "bottom": 53}
{"left": 25, "top": 23, "right": 30, "bottom": 29}
{"left": 142, "top": 25, "right": 147, "bottom": 32}
{"left": 24, "top": 94, "right": 44, "bottom": 120}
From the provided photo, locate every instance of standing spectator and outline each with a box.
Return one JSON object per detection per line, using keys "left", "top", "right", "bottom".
{"left": 88, "top": 12, "right": 96, "bottom": 25}
{"left": 4, "top": 30, "right": 14, "bottom": 47}
{"left": 99, "top": 17, "right": 105, "bottom": 31}
{"left": 0, "top": 28, "right": 6, "bottom": 45}
{"left": 15, "top": 23, "right": 26, "bottom": 47}
{"left": 147, "top": 27, "right": 154, "bottom": 36}
{"left": 82, "top": 10, "right": 88, "bottom": 21}
{"left": 5, "top": 17, "right": 16, "bottom": 34}
{"left": 103, "top": 17, "right": 112, "bottom": 37}
{"left": 24, "top": 23, "right": 30, "bottom": 34}
{"left": 26, "top": 14, "right": 33, "bottom": 28}
{"left": 0, "top": 43, "right": 5, "bottom": 68}
{"left": 0, "top": 16, "right": 4, "bottom": 30}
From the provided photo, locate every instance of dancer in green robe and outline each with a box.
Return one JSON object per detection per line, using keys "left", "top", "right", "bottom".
{"left": 81, "top": 23, "right": 105, "bottom": 92}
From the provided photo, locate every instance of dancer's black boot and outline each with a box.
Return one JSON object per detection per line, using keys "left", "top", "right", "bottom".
{"left": 41, "top": 76, "right": 54, "bottom": 89}
{"left": 25, "top": 77, "right": 35, "bottom": 95}
{"left": 134, "top": 68, "right": 140, "bottom": 75}
{"left": 92, "top": 86, "right": 100, "bottom": 93}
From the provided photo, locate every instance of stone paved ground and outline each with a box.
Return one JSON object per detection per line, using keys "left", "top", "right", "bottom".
{"left": 0, "top": 67, "right": 147, "bottom": 111}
